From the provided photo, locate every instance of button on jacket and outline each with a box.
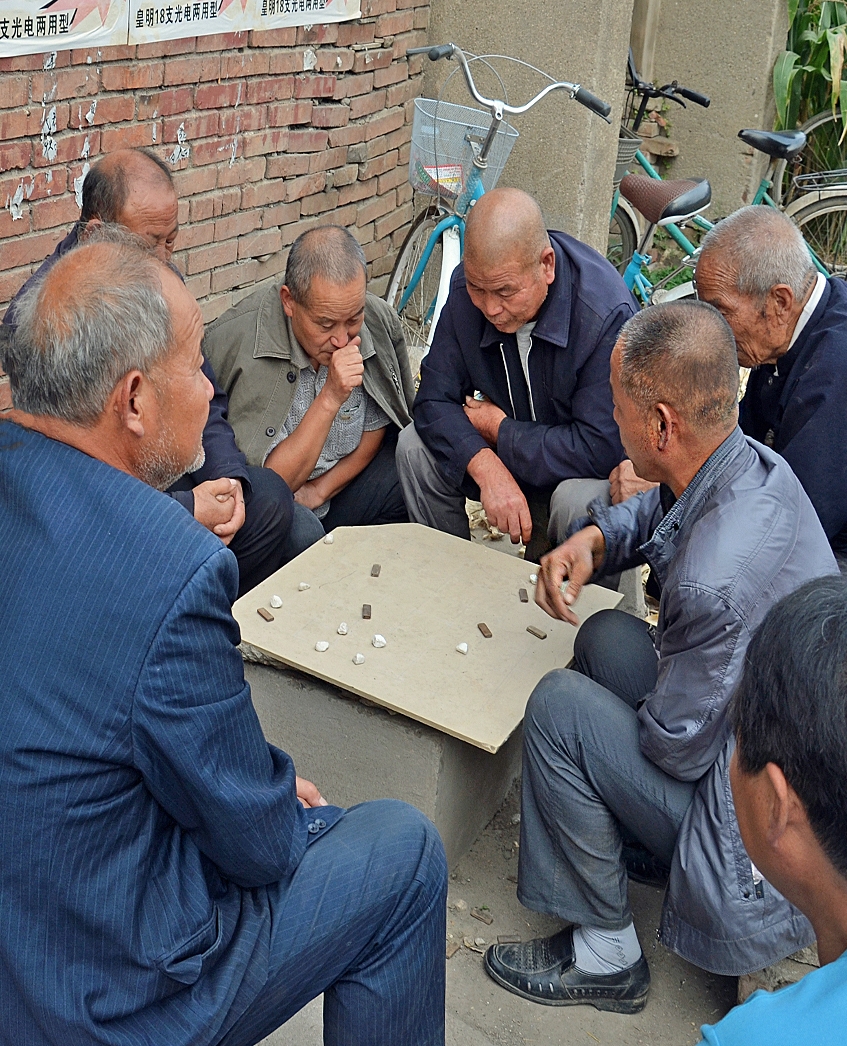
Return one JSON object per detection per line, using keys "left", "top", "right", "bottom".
{"left": 413, "top": 230, "right": 637, "bottom": 495}
{"left": 203, "top": 285, "right": 415, "bottom": 467}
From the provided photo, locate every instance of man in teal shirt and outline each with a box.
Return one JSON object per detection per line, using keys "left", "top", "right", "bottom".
{"left": 699, "top": 574, "right": 847, "bottom": 1044}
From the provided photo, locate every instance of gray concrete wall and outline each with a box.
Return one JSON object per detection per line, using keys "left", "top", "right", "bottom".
{"left": 643, "top": 0, "right": 788, "bottom": 217}
{"left": 425, "top": 0, "right": 636, "bottom": 252}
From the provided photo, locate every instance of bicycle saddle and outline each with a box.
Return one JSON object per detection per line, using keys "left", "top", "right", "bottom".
{"left": 620, "top": 174, "right": 712, "bottom": 226}
{"left": 737, "top": 129, "right": 807, "bottom": 159}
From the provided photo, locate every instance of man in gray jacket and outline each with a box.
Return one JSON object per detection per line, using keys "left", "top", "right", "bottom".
{"left": 484, "top": 301, "right": 837, "bottom": 1013}
{"left": 204, "top": 226, "right": 414, "bottom": 537}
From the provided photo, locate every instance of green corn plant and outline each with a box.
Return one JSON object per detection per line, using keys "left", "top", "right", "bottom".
{"left": 773, "top": 0, "right": 847, "bottom": 136}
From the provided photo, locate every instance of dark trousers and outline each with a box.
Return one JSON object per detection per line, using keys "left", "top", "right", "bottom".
{"left": 321, "top": 431, "right": 409, "bottom": 531}
{"left": 517, "top": 609, "right": 697, "bottom": 930}
{"left": 169, "top": 466, "right": 321, "bottom": 599}
{"left": 215, "top": 800, "right": 447, "bottom": 1046}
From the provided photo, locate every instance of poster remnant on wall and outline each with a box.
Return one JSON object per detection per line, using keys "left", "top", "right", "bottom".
{"left": 0, "top": 0, "right": 128, "bottom": 57}
{"left": 0, "top": 0, "right": 360, "bottom": 55}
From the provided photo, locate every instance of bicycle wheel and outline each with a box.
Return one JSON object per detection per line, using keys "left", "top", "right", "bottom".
{"left": 774, "top": 108, "right": 847, "bottom": 208}
{"left": 385, "top": 207, "right": 443, "bottom": 367}
{"left": 790, "top": 192, "right": 847, "bottom": 277}
{"left": 607, "top": 206, "right": 638, "bottom": 274}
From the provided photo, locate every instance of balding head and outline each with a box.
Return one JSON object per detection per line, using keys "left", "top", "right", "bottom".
{"left": 695, "top": 207, "right": 816, "bottom": 368}
{"left": 461, "top": 189, "right": 555, "bottom": 333}
{"left": 284, "top": 224, "right": 367, "bottom": 305}
{"left": 81, "top": 148, "right": 179, "bottom": 261}
{"left": 464, "top": 188, "right": 550, "bottom": 270}
{"left": 6, "top": 230, "right": 173, "bottom": 424}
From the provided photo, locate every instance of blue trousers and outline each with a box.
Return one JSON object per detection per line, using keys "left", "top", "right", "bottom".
{"left": 215, "top": 800, "right": 447, "bottom": 1046}
{"left": 517, "top": 609, "right": 697, "bottom": 930}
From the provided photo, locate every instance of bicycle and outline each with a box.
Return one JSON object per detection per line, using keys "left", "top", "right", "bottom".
{"left": 774, "top": 105, "right": 847, "bottom": 207}
{"left": 384, "top": 43, "right": 611, "bottom": 365}
{"left": 610, "top": 63, "right": 847, "bottom": 304}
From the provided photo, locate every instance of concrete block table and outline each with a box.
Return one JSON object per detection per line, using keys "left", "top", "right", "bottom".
{"left": 233, "top": 523, "right": 620, "bottom": 867}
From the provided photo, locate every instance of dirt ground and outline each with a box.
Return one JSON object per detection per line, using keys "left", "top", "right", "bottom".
{"left": 262, "top": 782, "right": 736, "bottom": 1046}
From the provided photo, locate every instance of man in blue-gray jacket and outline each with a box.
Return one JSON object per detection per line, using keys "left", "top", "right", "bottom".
{"left": 0, "top": 233, "right": 446, "bottom": 1046}
{"left": 484, "top": 301, "right": 836, "bottom": 1015}
{"left": 396, "top": 188, "right": 636, "bottom": 554}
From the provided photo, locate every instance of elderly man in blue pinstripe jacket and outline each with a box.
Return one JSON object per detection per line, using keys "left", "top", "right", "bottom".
{"left": 0, "top": 232, "right": 446, "bottom": 1046}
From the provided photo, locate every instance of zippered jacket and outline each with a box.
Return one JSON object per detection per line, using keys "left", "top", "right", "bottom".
{"left": 581, "top": 427, "right": 838, "bottom": 974}
{"left": 413, "top": 230, "right": 636, "bottom": 494}
{"left": 203, "top": 284, "right": 414, "bottom": 467}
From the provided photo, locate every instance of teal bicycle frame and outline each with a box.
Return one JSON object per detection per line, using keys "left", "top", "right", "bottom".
{"left": 395, "top": 175, "right": 483, "bottom": 316}
{"left": 618, "top": 148, "right": 830, "bottom": 305}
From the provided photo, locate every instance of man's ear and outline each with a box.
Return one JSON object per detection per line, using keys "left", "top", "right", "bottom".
{"left": 540, "top": 246, "right": 556, "bottom": 286}
{"left": 768, "top": 284, "right": 796, "bottom": 330}
{"left": 652, "top": 402, "right": 676, "bottom": 452}
{"left": 764, "top": 761, "right": 798, "bottom": 845}
{"left": 280, "top": 285, "right": 295, "bottom": 319}
{"left": 110, "top": 370, "right": 148, "bottom": 439}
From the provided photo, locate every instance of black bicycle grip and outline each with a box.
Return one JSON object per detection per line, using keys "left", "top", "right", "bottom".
{"left": 677, "top": 87, "right": 710, "bottom": 107}
{"left": 574, "top": 86, "right": 612, "bottom": 119}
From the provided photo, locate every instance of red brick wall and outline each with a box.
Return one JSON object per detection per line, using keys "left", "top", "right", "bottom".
{"left": 0, "top": 1, "right": 430, "bottom": 413}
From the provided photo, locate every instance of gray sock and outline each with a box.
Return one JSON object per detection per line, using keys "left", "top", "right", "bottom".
{"left": 572, "top": 921, "right": 642, "bottom": 974}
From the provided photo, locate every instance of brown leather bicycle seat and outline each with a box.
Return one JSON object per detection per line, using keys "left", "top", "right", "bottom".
{"left": 620, "top": 174, "right": 712, "bottom": 226}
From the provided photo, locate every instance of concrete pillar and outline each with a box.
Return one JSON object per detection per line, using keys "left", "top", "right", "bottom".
{"left": 644, "top": 0, "right": 788, "bottom": 216}
{"left": 425, "top": 0, "right": 636, "bottom": 252}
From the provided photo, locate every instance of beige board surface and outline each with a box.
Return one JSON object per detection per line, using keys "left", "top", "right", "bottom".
{"left": 234, "top": 523, "right": 622, "bottom": 753}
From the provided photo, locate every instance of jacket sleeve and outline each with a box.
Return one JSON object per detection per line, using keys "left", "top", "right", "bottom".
{"left": 130, "top": 546, "right": 341, "bottom": 887}
{"left": 637, "top": 582, "right": 746, "bottom": 781}
{"left": 772, "top": 345, "right": 847, "bottom": 541}
{"left": 495, "top": 305, "right": 629, "bottom": 486}
{"left": 188, "top": 356, "right": 251, "bottom": 488}
{"left": 578, "top": 487, "right": 663, "bottom": 576}
{"left": 413, "top": 297, "right": 491, "bottom": 487}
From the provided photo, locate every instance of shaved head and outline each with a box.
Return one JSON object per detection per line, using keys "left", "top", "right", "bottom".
{"left": 461, "top": 189, "right": 556, "bottom": 333}
{"left": 464, "top": 188, "right": 550, "bottom": 270}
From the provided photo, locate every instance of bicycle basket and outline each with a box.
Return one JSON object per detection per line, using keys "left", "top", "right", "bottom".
{"left": 613, "top": 126, "right": 642, "bottom": 193}
{"left": 409, "top": 98, "right": 519, "bottom": 201}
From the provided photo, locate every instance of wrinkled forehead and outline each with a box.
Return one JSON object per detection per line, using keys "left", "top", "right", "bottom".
{"left": 299, "top": 274, "right": 366, "bottom": 317}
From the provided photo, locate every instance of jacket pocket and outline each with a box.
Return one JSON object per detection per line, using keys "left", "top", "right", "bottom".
{"left": 154, "top": 907, "right": 223, "bottom": 985}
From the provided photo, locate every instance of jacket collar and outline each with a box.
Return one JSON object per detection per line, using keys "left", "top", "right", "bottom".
{"left": 478, "top": 236, "right": 573, "bottom": 350}
{"left": 642, "top": 426, "right": 748, "bottom": 574}
{"left": 252, "top": 284, "right": 376, "bottom": 363}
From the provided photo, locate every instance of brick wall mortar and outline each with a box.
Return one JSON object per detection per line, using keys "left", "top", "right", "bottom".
{"left": 0, "top": 11, "right": 431, "bottom": 398}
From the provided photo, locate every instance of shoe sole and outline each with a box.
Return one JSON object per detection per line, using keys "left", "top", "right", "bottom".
{"left": 483, "top": 955, "right": 649, "bottom": 1014}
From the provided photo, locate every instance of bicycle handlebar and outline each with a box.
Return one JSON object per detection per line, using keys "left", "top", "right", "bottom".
{"left": 574, "top": 86, "right": 612, "bottom": 119}
{"left": 406, "top": 42, "right": 611, "bottom": 122}
{"left": 676, "top": 86, "right": 710, "bottom": 108}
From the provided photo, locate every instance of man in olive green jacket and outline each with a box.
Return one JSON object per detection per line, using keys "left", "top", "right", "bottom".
{"left": 204, "top": 226, "right": 414, "bottom": 538}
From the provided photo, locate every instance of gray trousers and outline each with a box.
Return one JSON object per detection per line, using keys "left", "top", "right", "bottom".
{"left": 396, "top": 424, "right": 614, "bottom": 546}
{"left": 517, "top": 609, "right": 696, "bottom": 930}
{"left": 395, "top": 425, "right": 645, "bottom": 614}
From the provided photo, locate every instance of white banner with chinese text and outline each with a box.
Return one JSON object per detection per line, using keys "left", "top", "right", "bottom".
{"left": 0, "top": 0, "right": 360, "bottom": 55}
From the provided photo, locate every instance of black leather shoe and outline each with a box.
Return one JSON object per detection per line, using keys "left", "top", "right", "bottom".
{"left": 483, "top": 928, "right": 650, "bottom": 1013}
{"left": 623, "top": 842, "right": 670, "bottom": 888}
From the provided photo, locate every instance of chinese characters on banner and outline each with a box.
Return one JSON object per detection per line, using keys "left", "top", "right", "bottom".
{"left": 128, "top": 0, "right": 360, "bottom": 43}
{"left": 0, "top": 0, "right": 360, "bottom": 56}
{"left": 0, "top": 1, "right": 128, "bottom": 56}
